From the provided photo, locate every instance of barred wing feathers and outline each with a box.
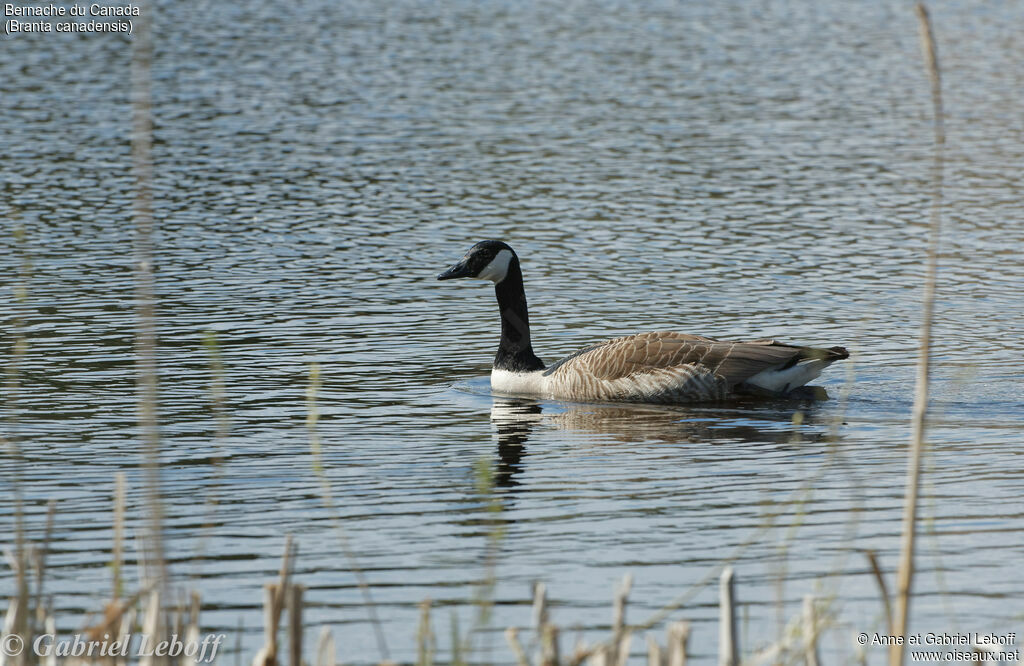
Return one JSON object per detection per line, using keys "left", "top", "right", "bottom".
{"left": 541, "top": 331, "right": 818, "bottom": 403}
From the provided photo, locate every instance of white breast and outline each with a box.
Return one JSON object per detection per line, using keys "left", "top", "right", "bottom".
{"left": 490, "top": 368, "right": 548, "bottom": 395}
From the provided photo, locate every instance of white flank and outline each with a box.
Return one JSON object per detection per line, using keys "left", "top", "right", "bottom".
{"left": 744, "top": 358, "right": 829, "bottom": 394}
{"left": 492, "top": 364, "right": 728, "bottom": 403}
{"left": 477, "top": 249, "right": 514, "bottom": 283}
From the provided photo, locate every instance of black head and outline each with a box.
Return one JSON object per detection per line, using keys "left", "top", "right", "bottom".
{"left": 437, "top": 240, "right": 518, "bottom": 283}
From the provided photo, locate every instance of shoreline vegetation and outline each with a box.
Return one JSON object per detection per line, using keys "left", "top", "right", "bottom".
{"left": 3, "top": 489, "right": 835, "bottom": 666}
{"left": 3, "top": 3, "right": 994, "bottom": 666}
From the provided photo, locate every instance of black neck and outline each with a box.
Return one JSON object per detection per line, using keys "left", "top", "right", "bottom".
{"left": 493, "top": 258, "right": 545, "bottom": 372}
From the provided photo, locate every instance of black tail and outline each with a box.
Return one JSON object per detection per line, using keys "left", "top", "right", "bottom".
{"left": 786, "top": 345, "right": 849, "bottom": 367}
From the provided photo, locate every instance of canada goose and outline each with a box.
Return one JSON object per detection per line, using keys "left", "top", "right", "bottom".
{"left": 437, "top": 240, "right": 849, "bottom": 403}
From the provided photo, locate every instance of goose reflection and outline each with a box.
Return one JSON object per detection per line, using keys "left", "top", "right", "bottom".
{"left": 489, "top": 399, "right": 542, "bottom": 488}
{"left": 489, "top": 397, "right": 831, "bottom": 487}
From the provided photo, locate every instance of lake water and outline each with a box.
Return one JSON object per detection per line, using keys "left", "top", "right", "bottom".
{"left": 2, "top": 1, "right": 1022, "bottom": 663}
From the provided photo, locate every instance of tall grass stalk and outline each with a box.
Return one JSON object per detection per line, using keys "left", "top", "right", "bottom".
{"left": 458, "top": 458, "right": 506, "bottom": 660}
{"left": 192, "top": 332, "right": 229, "bottom": 580}
{"left": 891, "top": 4, "right": 945, "bottom": 666}
{"left": 131, "top": 0, "right": 166, "bottom": 590}
{"left": 113, "top": 472, "right": 126, "bottom": 601}
{"left": 305, "top": 363, "right": 390, "bottom": 661}
{"left": 4, "top": 222, "right": 31, "bottom": 666}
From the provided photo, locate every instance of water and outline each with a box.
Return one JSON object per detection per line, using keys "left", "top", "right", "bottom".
{"left": 2, "top": 0, "right": 1022, "bottom": 663}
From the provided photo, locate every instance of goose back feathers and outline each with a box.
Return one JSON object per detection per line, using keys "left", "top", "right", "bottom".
{"left": 439, "top": 241, "right": 849, "bottom": 404}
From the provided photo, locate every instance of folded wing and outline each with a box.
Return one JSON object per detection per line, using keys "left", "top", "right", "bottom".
{"left": 542, "top": 331, "right": 823, "bottom": 402}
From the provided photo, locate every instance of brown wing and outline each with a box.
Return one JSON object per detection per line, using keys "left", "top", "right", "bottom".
{"left": 545, "top": 331, "right": 803, "bottom": 387}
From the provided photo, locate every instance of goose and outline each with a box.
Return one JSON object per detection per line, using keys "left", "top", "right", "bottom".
{"left": 437, "top": 240, "right": 849, "bottom": 404}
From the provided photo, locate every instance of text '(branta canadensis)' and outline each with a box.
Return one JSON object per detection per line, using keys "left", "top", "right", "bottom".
{"left": 438, "top": 240, "right": 849, "bottom": 403}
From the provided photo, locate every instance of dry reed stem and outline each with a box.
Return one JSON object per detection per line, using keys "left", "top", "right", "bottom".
{"left": 449, "top": 611, "right": 463, "bottom": 666}
{"left": 505, "top": 628, "right": 530, "bottom": 666}
{"left": 278, "top": 536, "right": 295, "bottom": 605}
{"left": 541, "top": 624, "right": 560, "bottom": 666}
{"left": 256, "top": 585, "right": 280, "bottom": 666}
{"left": 891, "top": 4, "right": 945, "bottom": 666}
{"left": 130, "top": 0, "right": 166, "bottom": 594}
{"left": 646, "top": 634, "right": 662, "bottom": 666}
{"left": 614, "top": 633, "right": 632, "bottom": 666}
{"left": 532, "top": 582, "right": 549, "bottom": 637}
{"left": 287, "top": 584, "right": 304, "bottom": 666}
{"left": 417, "top": 599, "right": 435, "bottom": 666}
{"left": 86, "top": 582, "right": 156, "bottom": 640}
{"left": 32, "top": 500, "right": 56, "bottom": 629}
{"left": 802, "top": 596, "right": 819, "bottom": 666}
{"left": 718, "top": 568, "right": 737, "bottom": 666}
{"left": 182, "top": 593, "right": 201, "bottom": 666}
{"left": 667, "top": 622, "right": 689, "bottom": 666}
{"left": 5, "top": 224, "right": 31, "bottom": 666}
{"left": 572, "top": 639, "right": 595, "bottom": 666}
{"left": 254, "top": 538, "right": 296, "bottom": 666}
{"left": 44, "top": 615, "right": 58, "bottom": 666}
{"left": 114, "top": 473, "right": 126, "bottom": 601}
{"left": 864, "top": 549, "right": 893, "bottom": 634}
{"left": 139, "top": 589, "right": 162, "bottom": 666}
{"left": 315, "top": 628, "right": 335, "bottom": 666}
{"left": 118, "top": 606, "right": 137, "bottom": 666}
{"left": 610, "top": 574, "right": 632, "bottom": 666}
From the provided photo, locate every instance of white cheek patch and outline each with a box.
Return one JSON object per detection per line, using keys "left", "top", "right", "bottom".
{"left": 477, "top": 249, "right": 513, "bottom": 283}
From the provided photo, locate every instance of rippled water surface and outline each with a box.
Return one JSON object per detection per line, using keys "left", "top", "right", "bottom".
{"left": 3, "top": 1, "right": 1023, "bottom": 663}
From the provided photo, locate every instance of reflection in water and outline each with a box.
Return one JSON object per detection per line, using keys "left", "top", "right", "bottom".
{"left": 489, "top": 400, "right": 541, "bottom": 488}
{"left": 490, "top": 396, "right": 831, "bottom": 486}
